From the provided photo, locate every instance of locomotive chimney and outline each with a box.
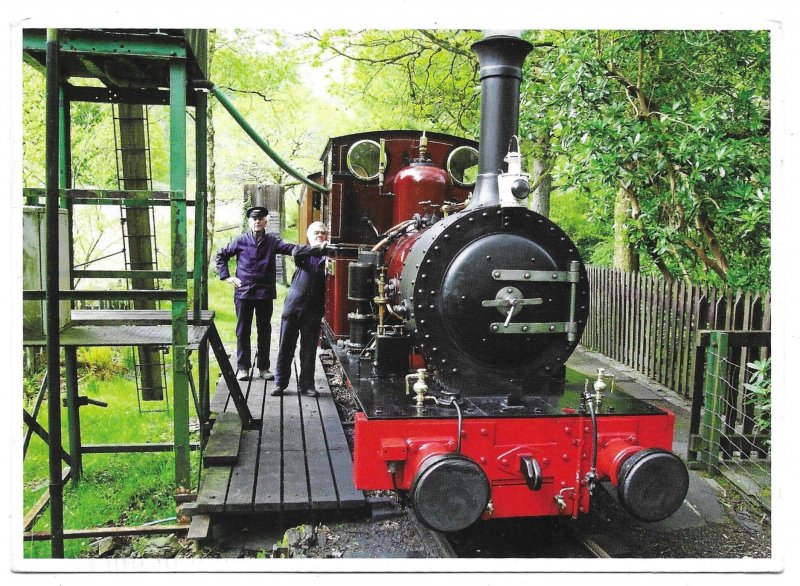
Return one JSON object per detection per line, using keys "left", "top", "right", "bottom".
{"left": 468, "top": 34, "right": 533, "bottom": 209}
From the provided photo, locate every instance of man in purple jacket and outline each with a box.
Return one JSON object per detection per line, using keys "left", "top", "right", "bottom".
{"left": 215, "top": 206, "right": 326, "bottom": 381}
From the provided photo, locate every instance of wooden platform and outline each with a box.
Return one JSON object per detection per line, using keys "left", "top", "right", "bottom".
{"left": 195, "top": 349, "right": 365, "bottom": 515}
{"left": 23, "top": 310, "right": 215, "bottom": 349}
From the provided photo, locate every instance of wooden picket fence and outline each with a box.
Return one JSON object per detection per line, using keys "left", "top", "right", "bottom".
{"left": 582, "top": 266, "right": 771, "bottom": 398}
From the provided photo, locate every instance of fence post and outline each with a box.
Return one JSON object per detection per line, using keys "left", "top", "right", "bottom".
{"left": 703, "top": 331, "right": 728, "bottom": 476}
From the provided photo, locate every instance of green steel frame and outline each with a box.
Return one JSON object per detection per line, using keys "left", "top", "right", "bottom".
{"left": 22, "top": 28, "right": 209, "bottom": 557}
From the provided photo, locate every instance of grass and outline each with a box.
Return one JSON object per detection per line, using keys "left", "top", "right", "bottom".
{"left": 22, "top": 372, "right": 200, "bottom": 558}
{"left": 22, "top": 266, "right": 292, "bottom": 559}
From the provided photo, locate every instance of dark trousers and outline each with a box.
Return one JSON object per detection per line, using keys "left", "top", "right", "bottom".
{"left": 274, "top": 311, "right": 322, "bottom": 390}
{"left": 234, "top": 298, "right": 273, "bottom": 371}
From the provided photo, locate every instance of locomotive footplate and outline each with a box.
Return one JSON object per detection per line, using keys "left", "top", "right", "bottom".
{"left": 325, "top": 324, "right": 669, "bottom": 420}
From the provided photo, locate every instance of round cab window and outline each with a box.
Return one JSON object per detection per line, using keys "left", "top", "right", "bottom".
{"left": 347, "top": 140, "right": 381, "bottom": 180}
{"left": 447, "top": 146, "right": 479, "bottom": 186}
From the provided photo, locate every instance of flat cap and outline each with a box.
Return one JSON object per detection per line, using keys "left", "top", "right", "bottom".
{"left": 246, "top": 206, "right": 269, "bottom": 218}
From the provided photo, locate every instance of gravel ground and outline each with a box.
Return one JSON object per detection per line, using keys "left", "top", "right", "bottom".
{"left": 89, "top": 483, "right": 770, "bottom": 560}
{"left": 576, "top": 480, "right": 771, "bottom": 558}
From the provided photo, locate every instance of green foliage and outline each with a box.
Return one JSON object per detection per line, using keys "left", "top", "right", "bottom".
{"left": 23, "top": 64, "right": 127, "bottom": 190}
{"left": 22, "top": 371, "right": 200, "bottom": 558}
{"left": 76, "top": 346, "right": 128, "bottom": 380}
{"left": 309, "top": 29, "right": 483, "bottom": 136}
{"left": 744, "top": 358, "right": 771, "bottom": 445}
{"left": 312, "top": 29, "right": 770, "bottom": 289}
{"left": 210, "top": 30, "right": 342, "bottom": 198}
{"left": 519, "top": 30, "right": 770, "bottom": 288}
{"left": 548, "top": 185, "right": 611, "bottom": 263}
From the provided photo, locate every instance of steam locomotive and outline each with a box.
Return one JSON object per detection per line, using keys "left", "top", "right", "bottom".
{"left": 297, "top": 35, "right": 689, "bottom": 532}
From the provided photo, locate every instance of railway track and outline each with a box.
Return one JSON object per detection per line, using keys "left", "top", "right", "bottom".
{"left": 440, "top": 516, "right": 610, "bottom": 558}
{"left": 403, "top": 499, "right": 611, "bottom": 558}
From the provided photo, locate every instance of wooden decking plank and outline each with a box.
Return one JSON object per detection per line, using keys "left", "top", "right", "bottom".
{"left": 328, "top": 448, "right": 365, "bottom": 508}
{"left": 313, "top": 359, "right": 350, "bottom": 450}
{"left": 210, "top": 376, "right": 230, "bottom": 414}
{"left": 300, "top": 393, "right": 328, "bottom": 449}
{"left": 225, "top": 429, "right": 260, "bottom": 512}
{"left": 210, "top": 352, "right": 237, "bottom": 414}
{"left": 282, "top": 389, "right": 305, "bottom": 451}
{"left": 247, "top": 377, "right": 266, "bottom": 417}
{"left": 253, "top": 396, "right": 282, "bottom": 511}
{"left": 282, "top": 391, "right": 310, "bottom": 509}
{"left": 253, "top": 451, "right": 282, "bottom": 512}
{"left": 198, "top": 345, "right": 366, "bottom": 514}
{"left": 282, "top": 449, "right": 310, "bottom": 510}
{"left": 195, "top": 465, "right": 232, "bottom": 513}
{"left": 203, "top": 411, "right": 242, "bottom": 466}
{"left": 300, "top": 393, "right": 338, "bottom": 508}
{"left": 305, "top": 449, "right": 339, "bottom": 509}
{"left": 318, "top": 393, "right": 350, "bottom": 451}
{"left": 186, "top": 515, "right": 211, "bottom": 540}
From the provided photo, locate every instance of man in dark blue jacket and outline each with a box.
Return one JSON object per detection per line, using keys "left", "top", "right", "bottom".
{"left": 271, "top": 221, "right": 330, "bottom": 397}
{"left": 215, "top": 207, "right": 326, "bottom": 381}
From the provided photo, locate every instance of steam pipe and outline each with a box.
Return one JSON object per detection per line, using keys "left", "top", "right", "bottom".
{"left": 468, "top": 35, "right": 533, "bottom": 209}
{"left": 198, "top": 81, "right": 330, "bottom": 193}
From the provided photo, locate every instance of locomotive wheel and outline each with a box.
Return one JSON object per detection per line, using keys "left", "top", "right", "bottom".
{"left": 411, "top": 454, "right": 490, "bottom": 533}
{"left": 616, "top": 448, "right": 690, "bottom": 522}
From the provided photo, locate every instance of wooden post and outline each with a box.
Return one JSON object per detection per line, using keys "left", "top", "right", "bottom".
{"left": 245, "top": 184, "right": 287, "bottom": 284}
{"left": 702, "top": 331, "right": 728, "bottom": 476}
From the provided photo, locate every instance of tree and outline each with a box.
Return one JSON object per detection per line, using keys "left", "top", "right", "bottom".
{"left": 307, "top": 29, "right": 484, "bottom": 135}
{"left": 208, "top": 30, "right": 353, "bottom": 251}
{"left": 520, "top": 30, "right": 770, "bottom": 288}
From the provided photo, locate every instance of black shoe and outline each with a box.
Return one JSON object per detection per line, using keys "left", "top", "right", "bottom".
{"left": 270, "top": 386, "right": 284, "bottom": 397}
{"left": 302, "top": 388, "right": 320, "bottom": 398}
